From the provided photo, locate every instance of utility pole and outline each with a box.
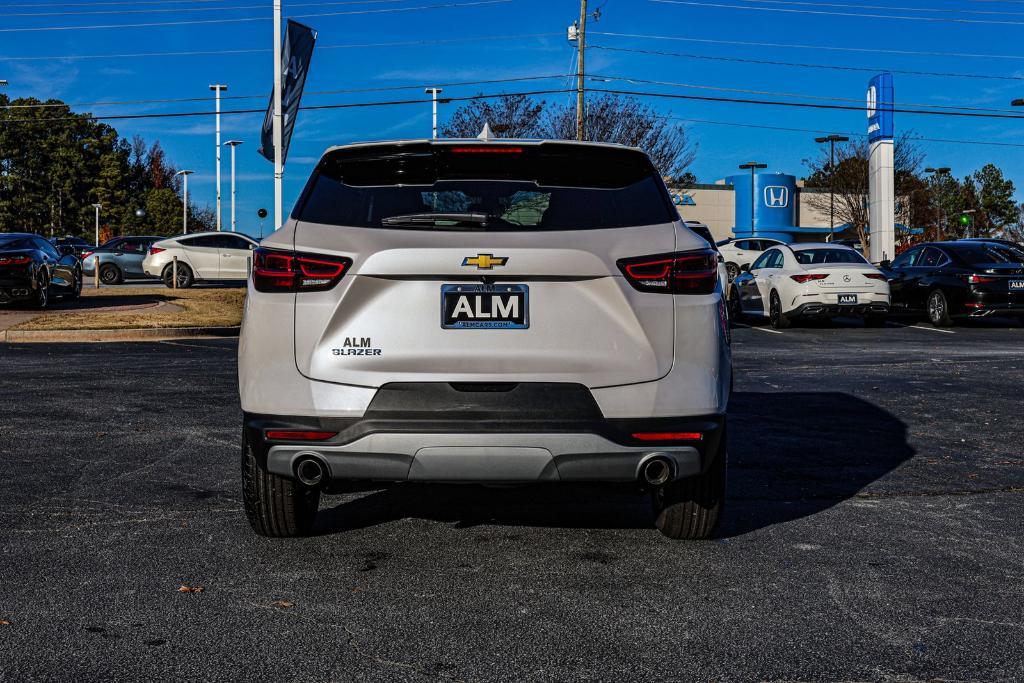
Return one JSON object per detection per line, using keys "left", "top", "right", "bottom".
{"left": 209, "top": 84, "right": 228, "bottom": 231}
{"left": 738, "top": 162, "right": 767, "bottom": 234}
{"left": 273, "top": 0, "right": 284, "bottom": 232}
{"left": 424, "top": 88, "right": 443, "bottom": 139}
{"left": 576, "top": 0, "right": 588, "bottom": 141}
{"left": 91, "top": 204, "right": 102, "bottom": 247}
{"left": 814, "top": 134, "right": 849, "bottom": 241}
{"left": 225, "top": 140, "right": 243, "bottom": 232}
{"left": 174, "top": 170, "right": 194, "bottom": 234}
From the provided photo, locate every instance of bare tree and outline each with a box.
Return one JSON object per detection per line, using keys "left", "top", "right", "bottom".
{"left": 441, "top": 93, "right": 697, "bottom": 179}
{"left": 541, "top": 95, "right": 696, "bottom": 179}
{"left": 440, "top": 94, "right": 546, "bottom": 139}
{"left": 803, "top": 135, "right": 923, "bottom": 256}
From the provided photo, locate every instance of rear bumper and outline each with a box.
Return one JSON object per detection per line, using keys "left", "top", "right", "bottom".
{"left": 790, "top": 301, "right": 889, "bottom": 317}
{"left": 0, "top": 275, "right": 36, "bottom": 303}
{"left": 964, "top": 291, "right": 1024, "bottom": 317}
{"left": 244, "top": 410, "right": 726, "bottom": 484}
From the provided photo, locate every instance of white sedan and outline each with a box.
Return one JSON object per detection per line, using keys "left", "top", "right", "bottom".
{"left": 727, "top": 243, "right": 890, "bottom": 328}
{"left": 716, "top": 236, "right": 786, "bottom": 282}
{"left": 142, "top": 232, "right": 258, "bottom": 288}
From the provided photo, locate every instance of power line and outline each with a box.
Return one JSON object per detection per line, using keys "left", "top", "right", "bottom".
{"left": 590, "top": 30, "right": 1024, "bottom": 60}
{"left": 666, "top": 116, "right": 1024, "bottom": 148}
{"left": 0, "top": 73, "right": 573, "bottom": 109}
{"left": 0, "top": 0, "right": 413, "bottom": 18}
{"left": 651, "top": 0, "right": 1024, "bottom": 26}
{"left": 6, "top": 86, "right": 1024, "bottom": 124}
{"left": 590, "top": 44, "right": 1024, "bottom": 82}
{"left": 587, "top": 73, "right": 1023, "bottom": 114}
{"left": 0, "top": 0, "right": 249, "bottom": 7}
{"left": 0, "top": 32, "right": 561, "bottom": 62}
{"left": 726, "top": 0, "right": 1024, "bottom": 17}
{"left": 0, "top": 0, "right": 512, "bottom": 32}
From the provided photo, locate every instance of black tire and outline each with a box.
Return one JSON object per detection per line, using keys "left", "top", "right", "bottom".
{"left": 241, "top": 432, "right": 319, "bottom": 537}
{"left": 99, "top": 263, "right": 123, "bottom": 285}
{"left": 727, "top": 286, "right": 743, "bottom": 324}
{"left": 652, "top": 430, "right": 727, "bottom": 540}
{"left": 162, "top": 262, "right": 194, "bottom": 289}
{"left": 725, "top": 262, "right": 740, "bottom": 282}
{"left": 30, "top": 272, "right": 49, "bottom": 310}
{"left": 769, "top": 290, "right": 791, "bottom": 329}
{"left": 926, "top": 289, "right": 953, "bottom": 327}
{"left": 864, "top": 314, "right": 887, "bottom": 328}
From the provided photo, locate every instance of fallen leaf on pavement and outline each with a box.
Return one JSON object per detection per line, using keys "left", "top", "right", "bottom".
{"left": 270, "top": 600, "right": 294, "bottom": 609}
{"left": 0, "top": 619, "right": 10, "bottom": 626}
{"left": 178, "top": 584, "right": 205, "bottom": 593}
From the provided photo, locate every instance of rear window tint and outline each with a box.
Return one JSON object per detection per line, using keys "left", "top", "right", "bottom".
{"left": 293, "top": 143, "right": 676, "bottom": 231}
{"left": 794, "top": 248, "right": 868, "bottom": 265}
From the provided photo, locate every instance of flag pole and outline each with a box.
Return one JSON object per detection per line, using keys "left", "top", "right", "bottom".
{"left": 273, "top": 0, "right": 284, "bottom": 232}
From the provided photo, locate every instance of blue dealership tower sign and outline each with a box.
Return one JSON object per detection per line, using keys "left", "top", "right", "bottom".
{"left": 867, "top": 73, "right": 895, "bottom": 263}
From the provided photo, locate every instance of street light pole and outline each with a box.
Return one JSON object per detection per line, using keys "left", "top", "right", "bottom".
{"left": 424, "top": 88, "right": 443, "bottom": 139}
{"left": 738, "top": 162, "right": 767, "bottom": 234}
{"left": 814, "top": 134, "right": 849, "bottom": 241}
{"left": 209, "top": 84, "right": 228, "bottom": 231}
{"left": 174, "top": 170, "right": 194, "bottom": 234}
{"left": 225, "top": 140, "right": 243, "bottom": 232}
{"left": 925, "top": 166, "right": 951, "bottom": 240}
{"left": 272, "top": 0, "right": 284, "bottom": 232}
{"left": 91, "top": 203, "right": 102, "bottom": 246}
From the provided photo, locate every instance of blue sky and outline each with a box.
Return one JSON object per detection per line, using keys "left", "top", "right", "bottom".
{"left": 3, "top": 0, "right": 1024, "bottom": 237}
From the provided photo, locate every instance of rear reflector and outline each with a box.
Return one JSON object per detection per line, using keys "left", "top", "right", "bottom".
{"left": 265, "top": 430, "right": 338, "bottom": 441}
{"left": 632, "top": 432, "right": 703, "bottom": 442}
{"left": 617, "top": 249, "right": 718, "bottom": 295}
{"left": 253, "top": 247, "right": 352, "bottom": 293}
{"left": 790, "top": 273, "right": 829, "bottom": 283}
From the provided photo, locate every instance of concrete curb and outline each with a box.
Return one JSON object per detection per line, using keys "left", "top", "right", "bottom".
{"left": 1, "top": 325, "right": 240, "bottom": 343}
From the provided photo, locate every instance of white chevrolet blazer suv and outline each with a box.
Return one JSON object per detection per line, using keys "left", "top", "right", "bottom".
{"left": 238, "top": 139, "right": 732, "bottom": 539}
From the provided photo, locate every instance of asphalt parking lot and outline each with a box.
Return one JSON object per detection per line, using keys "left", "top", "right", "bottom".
{"left": 2, "top": 321, "right": 1023, "bottom": 681}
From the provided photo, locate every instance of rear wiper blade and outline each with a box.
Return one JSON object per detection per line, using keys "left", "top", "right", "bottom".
{"left": 381, "top": 212, "right": 490, "bottom": 228}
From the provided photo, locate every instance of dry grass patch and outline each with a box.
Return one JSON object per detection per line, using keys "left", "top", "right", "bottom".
{"left": 14, "top": 287, "right": 246, "bottom": 331}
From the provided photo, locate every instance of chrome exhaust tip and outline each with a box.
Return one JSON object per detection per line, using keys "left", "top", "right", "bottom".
{"left": 295, "top": 456, "right": 327, "bottom": 487}
{"left": 640, "top": 456, "right": 673, "bottom": 487}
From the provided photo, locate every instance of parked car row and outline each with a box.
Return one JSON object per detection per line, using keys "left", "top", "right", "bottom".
{"left": 725, "top": 238, "right": 1024, "bottom": 329}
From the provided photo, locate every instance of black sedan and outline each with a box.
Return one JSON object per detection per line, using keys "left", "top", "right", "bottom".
{"left": 882, "top": 241, "right": 1024, "bottom": 326}
{"left": 0, "top": 233, "right": 82, "bottom": 308}
{"left": 51, "top": 235, "right": 94, "bottom": 259}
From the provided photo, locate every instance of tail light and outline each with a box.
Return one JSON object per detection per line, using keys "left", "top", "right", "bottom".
{"left": 790, "top": 273, "right": 828, "bottom": 283}
{"left": 617, "top": 249, "right": 718, "bottom": 295}
{"left": 81, "top": 251, "right": 93, "bottom": 260}
{"left": 253, "top": 247, "right": 352, "bottom": 293}
{"left": 632, "top": 432, "right": 703, "bottom": 442}
{"left": 149, "top": 246, "right": 165, "bottom": 256}
{"left": 0, "top": 255, "right": 31, "bottom": 266}
{"left": 961, "top": 274, "right": 997, "bottom": 284}
{"left": 863, "top": 273, "right": 887, "bottom": 281}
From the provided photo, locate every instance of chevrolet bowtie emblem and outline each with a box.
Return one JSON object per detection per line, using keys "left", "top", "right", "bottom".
{"left": 462, "top": 254, "right": 508, "bottom": 269}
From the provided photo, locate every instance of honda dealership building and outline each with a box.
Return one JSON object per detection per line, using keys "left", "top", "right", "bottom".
{"left": 670, "top": 171, "right": 849, "bottom": 244}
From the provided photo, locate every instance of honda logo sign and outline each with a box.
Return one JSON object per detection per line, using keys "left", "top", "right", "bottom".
{"left": 763, "top": 186, "right": 789, "bottom": 208}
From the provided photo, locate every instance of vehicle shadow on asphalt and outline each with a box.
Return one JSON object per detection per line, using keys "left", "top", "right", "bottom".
{"left": 314, "top": 391, "right": 915, "bottom": 538}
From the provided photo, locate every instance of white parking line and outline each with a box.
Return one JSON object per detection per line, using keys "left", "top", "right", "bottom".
{"left": 907, "top": 324, "right": 955, "bottom": 334}
{"left": 733, "top": 322, "right": 783, "bottom": 335}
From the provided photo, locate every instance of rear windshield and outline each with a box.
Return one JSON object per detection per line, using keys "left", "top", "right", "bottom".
{"left": 293, "top": 143, "right": 676, "bottom": 231}
{"left": 794, "top": 248, "right": 868, "bottom": 265}
{"left": 0, "top": 236, "right": 34, "bottom": 250}
{"left": 953, "top": 243, "right": 1024, "bottom": 265}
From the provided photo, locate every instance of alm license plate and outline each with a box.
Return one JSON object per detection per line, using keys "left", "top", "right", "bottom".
{"left": 441, "top": 284, "right": 529, "bottom": 329}
{"left": 1010, "top": 280, "right": 1024, "bottom": 290}
{"left": 837, "top": 294, "right": 858, "bottom": 305}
